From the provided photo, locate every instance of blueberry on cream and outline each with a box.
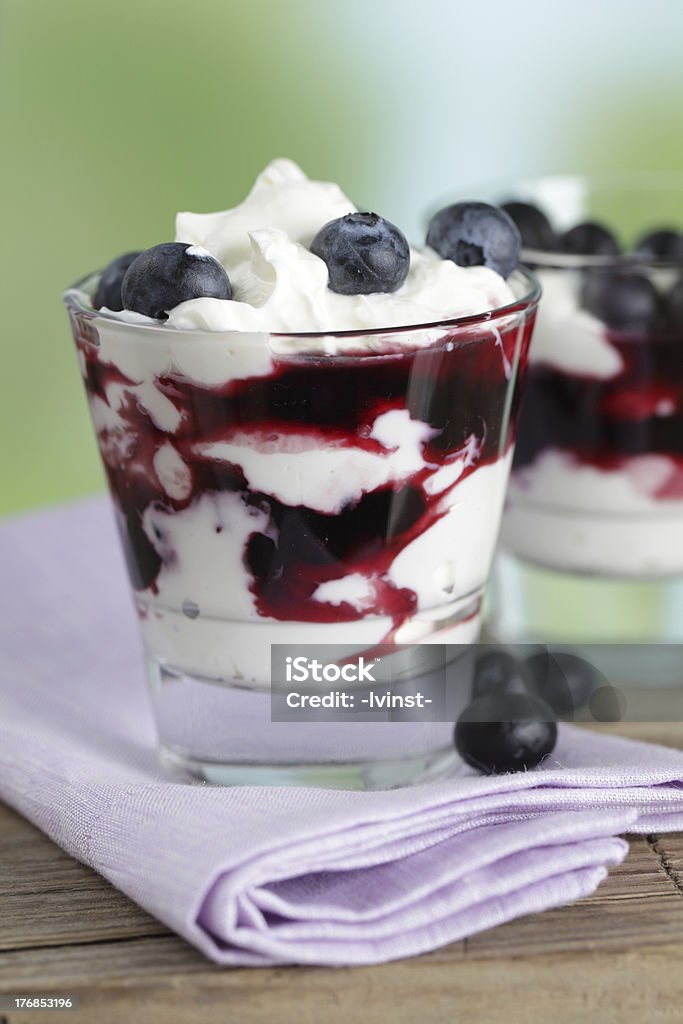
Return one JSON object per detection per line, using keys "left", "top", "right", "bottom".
{"left": 580, "top": 269, "right": 659, "bottom": 331}
{"left": 501, "top": 201, "right": 558, "bottom": 252}
{"left": 94, "top": 251, "right": 142, "bottom": 311}
{"left": 122, "top": 242, "right": 232, "bottom": 320}
{"left": 560, "top": 222, "right": 619, "bottom": 257}
{"left": 426, "top": 201, "right": 521, "bottom": 279}
{"left": 310, "top": 212, "right": 410, "bottom": 295}
{"left": 634, "top": 228, "right": 683, "bottom": 260}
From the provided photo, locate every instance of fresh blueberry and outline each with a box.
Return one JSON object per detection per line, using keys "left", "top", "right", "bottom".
{"left": 310, "top": 212, "right": 410, "bottom": 295}
{"left": 588, "top": 684, "right": 627, "bottom": 722}
{"left": 500, "top": 200, "right": 558, "bottom": 251}
{"left": 427, "top": 202, "right": 521, "bottom": 278}
{"left": 94, "top": 251, "right": 142, "bottom": 311}
{"left": 667, "top": 275, "right": 683, "bottom": 329}
{"left": 471, "top": 649, "right": 531, "bottom": 701}
{"left": 634, "top": 228, "right": 683, "bottom": 260}
{"left": 560, "top": 222, "right": 620, "bottom": 257}
{"left": 524, "top": 651, "right": 598, "bottom": 717}
{"left": 454, "top": 692, "right": 557, "bottom": 774}
{"left": 113, "top": 505, "right": 162, "bottom": 591}
{"left": 276, "top": 510, "right": 339, "bottom": 566}
{"left": 245, "top": 533, "right": 282, "bottom": 586}
{"left": 580, "top": 269, "right": 659, "bottom": 331}
{"left": 121, "top": 243, "right": 232, "bottom": 320}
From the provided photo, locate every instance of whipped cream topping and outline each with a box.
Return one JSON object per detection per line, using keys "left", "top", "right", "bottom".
{"left": 160, "top": 158, "right": 515, "bottom": 333}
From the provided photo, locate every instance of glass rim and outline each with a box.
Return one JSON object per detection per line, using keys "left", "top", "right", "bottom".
{"left": 430, "top": 170, "right": 683, "bottom": 272}
{"left": 62, "top": 265, "right": 541, "bottom": 341}
{"left": 519, "top": 250, "right": 683, "bottom": 271}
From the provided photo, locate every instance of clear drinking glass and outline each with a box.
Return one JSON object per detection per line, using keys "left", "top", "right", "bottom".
{"left": 64, "top": 268, "right": 539, "bottom": 787}
{"left": 481, "top": 174, "right": 683, "bottom": 649}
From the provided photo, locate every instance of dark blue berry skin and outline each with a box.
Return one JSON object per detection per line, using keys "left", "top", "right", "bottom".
{"left": 587, "top": 684, "right": 626, "bottom": 723}
{"left": 634, "top": 228, "right": 683, "bottom": 260}
{"left": 524, "top": 651, "right": 598, "bottom": 717}
{"left": 471, "top": 649, "right": 530, "bottom": 701}
{"left": 560, "top": 222, "right": 620, "bottom": 257}
{"left": 427, "top": 202, "right": 521, "bottom": 278}
{"left": 454, "top": 692, "right": 557, "bottom": 775}
{"left": 310, "top": 212, "right": 410, "bottom": 295}
{"left": 94, "top": 251, "right": 142, "bottom": 311}
{"left": 121, "top": 242, "right": 232, "bottom": 320}
{"left": 580, "top": 269, "right": 659, "bottom": 331}
{"left": 500, "top": 201, "right": 558, "bottom": 252}
{"left": 113, "top": 505, "right": 161, "bottom": 591}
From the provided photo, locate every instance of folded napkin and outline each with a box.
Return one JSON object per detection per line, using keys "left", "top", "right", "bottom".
{"left": 3, "top": 497, "right": 683, "bottom": 967}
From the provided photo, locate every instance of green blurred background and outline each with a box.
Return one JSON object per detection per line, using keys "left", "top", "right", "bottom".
{"left": 2, "top": 0, "right": 683, "bottom": 516}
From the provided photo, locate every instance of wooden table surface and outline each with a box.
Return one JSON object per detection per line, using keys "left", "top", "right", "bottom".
{"left": 3, "top": 722, "right": 683, "bottom": 1024}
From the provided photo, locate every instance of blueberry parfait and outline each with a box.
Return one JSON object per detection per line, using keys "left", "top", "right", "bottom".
{"left": 65, "top": 160, "right": 538, "bottom": 695}
{"left": 499, "top": 195, "right": 683, "bottom": 577}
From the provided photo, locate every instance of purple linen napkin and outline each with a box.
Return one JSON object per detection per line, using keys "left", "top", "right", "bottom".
{"left": 3, "top": 497, "right": 683, "bottom": 966}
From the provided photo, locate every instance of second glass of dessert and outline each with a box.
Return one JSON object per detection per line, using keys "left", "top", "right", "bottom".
{"left": 486, "top": 175, "right": 683, "bottom": 648}
{"left": 64, "top": 160, "right": 539, "bottom": 787}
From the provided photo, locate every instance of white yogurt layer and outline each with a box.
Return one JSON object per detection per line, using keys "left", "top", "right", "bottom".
{"left": 503, "top": 449, "right": 683, "bottom": 576}
{"left": 141, "top": 605, "right": 483, "bottom": 692}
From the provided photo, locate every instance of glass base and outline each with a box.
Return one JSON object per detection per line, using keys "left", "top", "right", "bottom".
{"left": 160, "top": 744, "right": 457, "bottom": 790}
{"left": 148, "top": 657, "right": 460, "bottom": 789}
{"left": 487, "top": 550, "right": 683, "bottom": 693}
{"left": 489, "top": 549, "right": 683, "bottom": 644}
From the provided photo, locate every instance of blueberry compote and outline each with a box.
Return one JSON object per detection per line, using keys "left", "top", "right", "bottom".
{"left": 515, "top": 313, "right": 683, "bottom": 497}
{"left": 71, "top": 309, "right": 535, "bottom": 642}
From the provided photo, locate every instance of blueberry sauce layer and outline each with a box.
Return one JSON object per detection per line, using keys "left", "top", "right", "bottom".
{"left": 74, "top": 315, "right": 534, "bottom": 625}
{"left": 514, "top": 326, "right": 683, "bottom": 496}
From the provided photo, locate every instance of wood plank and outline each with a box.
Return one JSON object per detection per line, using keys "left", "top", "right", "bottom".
{"left": 0, "top": 804, "right": 166, "bottom": 950}
{"left": 576, "top": 686, "right": 683, "bottom": 724}
{"left": 647, "top": 832, "right": 683, "bottom": 890}
{"left": 0, "top": 889, "right": 166, "bottom": 951}
{"left": 2, "top": 939, "right": 683, "bottom": 1024}
{"left": 467, "top": 889, "right": 683, "bottom": 958}
{"left": 580, "top": 719, "right": 683, "bottom": 749}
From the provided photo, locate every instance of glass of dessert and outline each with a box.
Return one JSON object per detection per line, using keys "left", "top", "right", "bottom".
{"left": 63, "top": 160, "right": 539, "bottom": 787}
{"left": 481, "top": 175, "right": 683, "bottom": 650}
